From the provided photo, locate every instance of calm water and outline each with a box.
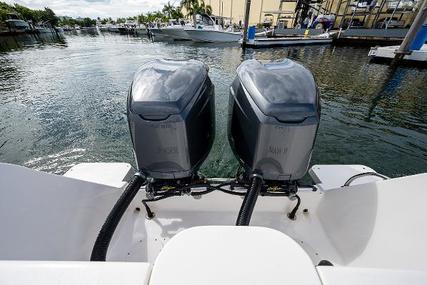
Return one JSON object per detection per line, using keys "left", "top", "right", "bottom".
{"left": 0, "top": 32, "right": 426, "bottom": 178}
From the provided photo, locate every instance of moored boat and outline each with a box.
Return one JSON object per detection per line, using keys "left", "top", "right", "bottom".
{"left": 185, "top": 14, "right": 241, "bottom": 43}
{"left": 160, "top": 21, "right": 191, "bottom": 41}
{"left": 185, "top": 28, "right": 241, "bottom": 42}
{"left": 107, "top": 26, "right": 120, "bottom": 33}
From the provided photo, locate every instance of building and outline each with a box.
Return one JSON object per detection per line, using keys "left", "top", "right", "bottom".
{"left": 206, "top": 0, "right": 294, "bottom": 27}
{"left": 202, "top": 0, "right": 419, "bottom": 29}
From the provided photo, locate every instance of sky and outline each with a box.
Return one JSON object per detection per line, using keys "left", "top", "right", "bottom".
{"left": 4, "top": 0, "right": 177, "bottom": 19}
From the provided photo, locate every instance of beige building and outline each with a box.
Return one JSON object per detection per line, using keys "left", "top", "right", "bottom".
{"left": 190, "top": 0, "right": 418, "bottom": 29}
{"left": 205, "top": 0, "right": 296, "bottom": 27}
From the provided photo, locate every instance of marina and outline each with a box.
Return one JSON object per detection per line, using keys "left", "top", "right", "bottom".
{"left": 1, "top": 0, "right": 427, "bottom": 284}
{"left": 1, "top": 33, "right": 425, "bottom": 178}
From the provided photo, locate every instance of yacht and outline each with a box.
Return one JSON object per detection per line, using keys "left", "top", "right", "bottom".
{"left": 99, "top": 25, "right": 109, "bottom": 32}
{"left": 4, "top": 19, "right": 30, "bottom": 33}
{"left": 1, "top": 58, "right": 426, "bottom": 285}
{"left": 160, "top": 20, "right": 191, "bottom": 41}
{"left": 35, "top": 25, "right": 52, "bottom": 34}
{"left": 107, "top": 25, "right": 120, "bottom": 33}
{"left": 185, "top": 14, "right": 241, "bottom": 43}
{"left": 135, "top": 25, "right": 147, "bottom": 36}
{"left": 148, "top": 23, "right": 168, "bottom": 41}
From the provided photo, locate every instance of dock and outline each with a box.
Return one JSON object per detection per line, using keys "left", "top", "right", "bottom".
{"left": 369, "top": 44, "right": 427, "bottom": 66}
{"left": 334, "top": 28, "right": 408, "bottom": 45}
{"left": 245, "top": 36, "right": 332, "bottom": 48}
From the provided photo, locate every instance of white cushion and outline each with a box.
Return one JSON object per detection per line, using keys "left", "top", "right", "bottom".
{"left": 150, "top": 226, "right": 321, "bottom": 285}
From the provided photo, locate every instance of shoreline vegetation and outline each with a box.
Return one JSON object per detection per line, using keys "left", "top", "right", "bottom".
{"left": 1, "top": 0, "right": 211, "bottom": 35}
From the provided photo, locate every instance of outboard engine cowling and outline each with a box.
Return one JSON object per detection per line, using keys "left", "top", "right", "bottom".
{"left": 127, "top": 59, "right": 215, "bottom": 179}
{"left": 228, "top": 59, "right": 320, "bottom": 181}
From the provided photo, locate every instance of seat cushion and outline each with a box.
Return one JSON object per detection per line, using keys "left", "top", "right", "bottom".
{"left": 149, "top": 226, "right": 321, "bottom": 285}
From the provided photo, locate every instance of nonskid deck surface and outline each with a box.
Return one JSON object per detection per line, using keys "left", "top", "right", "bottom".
{"left": 109, "top": 189, "right": 338, "bottom": 264}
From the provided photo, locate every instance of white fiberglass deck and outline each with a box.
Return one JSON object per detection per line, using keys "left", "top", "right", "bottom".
{"left": 1, "top": 162, "right": 427, "bottom": 284}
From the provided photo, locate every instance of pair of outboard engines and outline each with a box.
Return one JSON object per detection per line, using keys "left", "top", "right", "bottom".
{"left": 91, "top": 58, "right": 320, "bottom": 260}
{"left": 127, "top": 58, "right": 320, "bottom": 183}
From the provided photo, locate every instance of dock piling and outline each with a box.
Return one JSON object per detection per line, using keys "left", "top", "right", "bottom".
{"left": 394, "top": 0, "right": 427, "bottom": 60}
{"left": 242, "top": 0, "right": 252, "bottom": 47}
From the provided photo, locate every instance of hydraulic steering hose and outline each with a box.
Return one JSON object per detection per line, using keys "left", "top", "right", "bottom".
{"left": 90, "top": 172, "right": 145, "bottom": 261}
{"left": 236, "top": 174, "right": 263, "bottom": 226}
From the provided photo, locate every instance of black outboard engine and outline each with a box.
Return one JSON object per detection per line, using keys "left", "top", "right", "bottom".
{"left": 92, "top": 59, "right": 215, "bottom": 261}
{"left": 230, "top": 59, "right": 320, "bottom": 225}
{"left": 127, "top": 59, "right": 215, "bottom": 180}
{"left": 228, "top": 59, "right": 320, "bottom": 182}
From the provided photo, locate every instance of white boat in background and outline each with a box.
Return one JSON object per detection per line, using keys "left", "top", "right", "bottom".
{"left": 135, "top": 25, "right": 147, "bottom": 36}
{"left": 185, "top": 14, "right": 241, "bottom": 43}
{"left": 99, "top": 26, "right": 108, "bottom": 32}
{"left": 162, "top": 27, "right": 190, "bottom": 40}
{"left": 54, "top": 27, "right": 64, "bottom": 34}
{"left": 185, "top": 28, "right": 241, "bottom": 42}
{"left": 35, "top": 23, "right": 53, "bottom": 34}
{"left": 80, "top": 26, "right": 98, "bottom": 34}
{"left": 160, "top": 20, "right": 192, "bottom": 41}
{"left": 148, "top": 23, "right": 169, "bottom": 41}
{"left": 107, "top": 25, "right": 119, "bottom": 33}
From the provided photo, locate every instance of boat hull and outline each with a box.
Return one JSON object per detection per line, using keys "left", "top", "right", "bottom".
{"left": 149, "top": 28, "right": 170, "bottom": 41}
{"left": 185, "top": 29, "right": 241, "bottom": 42}
{"left": 161, "top": 28, "right": 190, "bottom": 41}
{"left": 107, "top": 27, "right": 119, "bottom": 33}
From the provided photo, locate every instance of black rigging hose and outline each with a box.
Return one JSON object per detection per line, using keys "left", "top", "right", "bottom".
{"left": 287, "top": 194, "right": 301, "bottom": 220}
{"left": 90, "top": 172, "right": 145, "bottom": 261}
{"left": 236, "top": 175, "right": 263, "bottom": 226}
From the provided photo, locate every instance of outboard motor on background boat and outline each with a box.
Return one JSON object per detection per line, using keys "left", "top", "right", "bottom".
{"left": 228, "top": 59, "right": 320, "bottom": 182}
{"left": 127, "top": 58, "right": 215, "bottom": 181}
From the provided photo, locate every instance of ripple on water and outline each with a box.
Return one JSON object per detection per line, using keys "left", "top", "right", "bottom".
{"left": 0, "top": 33, "right": 426, "bottom": 177}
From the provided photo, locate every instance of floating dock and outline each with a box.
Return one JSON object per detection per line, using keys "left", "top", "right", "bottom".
{"left": 334, "top": 29, "right": 409, "bottom": 45}
{"left": 369, "top": 44, "right": 427, "bottom": 66}
{"left": 244, "top": 36, "right": 332, "bottom": 48}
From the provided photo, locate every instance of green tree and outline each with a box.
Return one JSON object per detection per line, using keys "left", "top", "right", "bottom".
{"left": 81, "top": 17, "right": 96, "bottom": 27}
{"left": 162, "top": 2, "right": 175, "bottom": 18}
{"left": 180, "top": 0, "right": 212, "bottom": 27}
{"left": 0, "top": 2, "right": 15, "bottom": 21}
{"left": 116, "top": 17, "right": 126, "bottom": 24}
{"left": 40, "top": 7, "right": 58, "bottom": 26}
{"left": 137, "top": 13, "right": 147, "bottom": 24}
{"left": 12, "top": 4, "right": 36, "bottom": 21}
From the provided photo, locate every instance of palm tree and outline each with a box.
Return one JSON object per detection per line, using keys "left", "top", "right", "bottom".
{"left": 181, "top": 0, "right": 196, "bottom": 26}
{"left": 181, "top": 0, "right": 212, "bottom": 27}
{"left": 162, "top": 2, "right": 175, "bottom": 19}
{"left": 199, "top": 0, "right": 212, "bottom": 15}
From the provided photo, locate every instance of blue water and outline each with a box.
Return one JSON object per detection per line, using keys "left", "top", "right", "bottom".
{"left": 0, "top": 32, "right": 426, "bottom": 177}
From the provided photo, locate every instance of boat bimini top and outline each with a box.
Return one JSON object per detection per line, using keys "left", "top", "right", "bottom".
{"left": 0, "top": 58, "right": 426, "bottom": 285}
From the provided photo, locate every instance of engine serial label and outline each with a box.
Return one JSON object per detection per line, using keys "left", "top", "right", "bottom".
{"left": 268, "top": 146, "right": 288, "bottom": 156}
{"left": 156, "top": 146, "right": 178, "bottom": 154}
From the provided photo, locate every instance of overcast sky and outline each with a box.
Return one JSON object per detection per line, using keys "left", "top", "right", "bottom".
{"left": 4, "top": 0, "right": 177, "bottom": 19}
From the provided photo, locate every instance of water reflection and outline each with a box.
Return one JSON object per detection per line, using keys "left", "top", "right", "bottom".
{"left": 0, "top": 33, "right": 66, "bottom": 52}
{"left": 0, "top": 33, "right": 426, "bottom": 177}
